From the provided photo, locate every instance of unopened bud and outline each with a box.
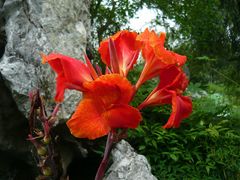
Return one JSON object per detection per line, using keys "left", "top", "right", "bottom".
{"left": 42, "top": 166, "right": 52, "bottom": 176}
{"left": 37, "top": 146, "right": 47, "bottom": 156}
{"left": 34, "top": 129, "right": 44, "bottom": 137}
{"left": 43, "top": 136, "right": 51, "bottom": 144}
{"left": 36, "top": 108, "right": 41, "bottom": 115}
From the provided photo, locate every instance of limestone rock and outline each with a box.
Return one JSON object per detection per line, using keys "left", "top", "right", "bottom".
{"left": 0, "top": 0, "right": 91, "bottom": 119}
{"left": 0, "top": 0, "right": 91, "bottom": 179}
{"left": 105, "top": 140, "right": 158, "bottom": 180}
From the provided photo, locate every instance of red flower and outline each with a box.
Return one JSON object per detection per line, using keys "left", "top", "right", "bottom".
{"left": 135, "top": 29, "right": 187, "bottom": 89}
{"left": 43, "top": 29, "right": 192, "bottom": 139}
{"left": 98, "top": 30, "right": 141, "bottom": 77}
{"left": 66, "top": 74, "right": 142, "bottom": 139}
{"left": 138, "top": 66, "right": 192, "bottom": 128}
{"left": 41, "top": 53, "right": 96, "bottom": 102}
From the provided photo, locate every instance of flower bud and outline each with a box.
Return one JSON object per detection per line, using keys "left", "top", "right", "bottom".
{"left": 37, "top": 146, "right": 47, "bottom": 156}
{"left": 43, "top": 136, "right": 51, "bottom": 144}
{"left": 42, "top": 166, "right": 52, "bottom": 176}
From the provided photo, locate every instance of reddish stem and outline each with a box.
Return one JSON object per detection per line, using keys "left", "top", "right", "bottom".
{"left": 95, "top": 130, "right": 115, "bottom": 180}
{"left": 28, "top": 134, "right": 39, "bottom": 148}
{"left": 51, "top": 103, "right": 61, "bottom": 117}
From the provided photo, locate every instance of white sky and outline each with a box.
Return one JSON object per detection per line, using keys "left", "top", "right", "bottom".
{"left": 127, "top": 6, "right": 177, "bottom": 34}
{"left": 127, "top": 6, "right": 166, "bottom": 32}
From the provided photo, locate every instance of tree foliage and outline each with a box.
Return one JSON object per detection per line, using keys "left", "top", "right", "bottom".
{"left": 89, "top": 1, "right": 240, "bottom": 178}
{"left": 90, "top": 0, "right": 141, "bottom": 45}
{"left": 142, "top": 0, "right": 240, "bottom": 87}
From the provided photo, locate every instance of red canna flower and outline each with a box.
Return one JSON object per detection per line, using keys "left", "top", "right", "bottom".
{"left": 135, "top": 28, "right": 187, "bottom": 89}
{"left": 42, "top": 29, "right": 193, "bottom": 179}
{"left": 66, "top": 74, "right": 142, "bottom": 139}
{"left": 98, "top": 30, "right": 141, "bottom": 77}
{"left": 42, "top": 29, "right": 192, "bottom": 138}
{"left": 138, "top": 66, "right": 192, "bottom": 128}
{"left": 41, "top": 53, "right": 96, "bottom": 102}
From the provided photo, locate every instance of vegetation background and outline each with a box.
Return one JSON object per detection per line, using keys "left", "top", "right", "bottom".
{"left": 89, "top": 0, "right": 240, "bottom": 179}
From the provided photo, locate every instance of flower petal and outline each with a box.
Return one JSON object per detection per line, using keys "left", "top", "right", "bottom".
{"left": 136, "top": 29, "right": 187, "bottom": 88}
{"left": 135, "top": 57, "right": 168, "bottom": 89}
{"left": 42, "top": 53, "right": 93, "bottom": 101}
{"left": 137, "top": 28, "right": 165, "bottom": 48}
{"left": 55, "top": 73, "right": 67, "bottom": 102}
{"left": 154, "top": 48, "right": 187, "bottom": 66}
{"left": 138, "top": 29, "right": 186, "bottom": 66}
{"left": 138, "top": 89, "right": 172, "bottom": 110}
{"left": 84, "top": 54, "right": 98, "bottom": 79}
{"left": 157, "top": 66, "right": 181, "bottom": 89}
{"left": 163, "top": 93, "right": 192, "bottom": 128}
{"left": 99, "top": 30, "right": 141, "bottom": 76}
{"left": 66, "top": 97, "right": 110, "bottom": 140}
{"left": 158, "top": 65, "right": 189, "bottom": 91}
{"left": 84, "top": 74, "right": 134, "bottom": 106}
{"left": 104, "top": 104, "right": 142, "bottom": 129}
{"left": 138, "top": 88, "right": 192, "bottom": 128}
{"left": 137, "top": 28, "right": 166, "bottom": 62}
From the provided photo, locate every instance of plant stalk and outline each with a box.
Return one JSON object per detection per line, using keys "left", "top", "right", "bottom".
{"left": 95, "top": 130, "right": 115, "bottom": 180}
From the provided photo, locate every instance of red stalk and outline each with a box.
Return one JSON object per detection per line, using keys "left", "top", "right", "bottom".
{"left": 95, "top": 130, "right": 115, "bottom": 180}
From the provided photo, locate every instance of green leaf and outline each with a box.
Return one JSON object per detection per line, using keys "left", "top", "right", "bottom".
{"left": 169, "top": 154, "right": 178, "bottom": 161}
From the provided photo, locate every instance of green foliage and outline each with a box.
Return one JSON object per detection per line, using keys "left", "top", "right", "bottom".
{"left": 142, "top": 0, "right": 240, "bottom": 92}
{"left": 89, "top": 2, "right": 240, "bottom": 178}
{"left": 144, "top": 0, "right": 239, "bottom": 57}
{"left": 128, "top": 83, "right": 240, "bottom": 179}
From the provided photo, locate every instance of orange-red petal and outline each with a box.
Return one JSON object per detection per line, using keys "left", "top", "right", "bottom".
{"left": 137, "top": 28, "right": 166, "bottom": 62}
{"left": 138, "top": 89, "right": 192, "bottom": 128}
{"left": 154, "top": 48, "right": 187, "bottom": 66}
{"left": 42, "top": 53, "right": 93, "bottom": 101}
{"left": 138, "top": 66, "right": 190, "bottom": 109}
{"left": 138, "top": 89, "right": 172, "bottom": 110}
{"left": 84, "top": 74, "right": 134, "bottom": 105}
{"left": 135, "top": 57, "right": 168, "bottom": 89}
{"left": 158, "top": 66, "right": 189, "bottom": 91}
{"left": 135, "top": 29, "right": 187, "bottom": 89}
{"left": 98, "top": 30, "right": 141, "bottom": 76}
{"left": 66, "top": 74, "right": 140, "bottom": 139}
{"left": 138, "top": 28, "right": 186, "bottom": 66}
{"left": 55, "top": 73, "right": 67, "bottom": 102}
{"left": 66, "top": 97, "right": 110, "bottom": 140}
{"left": 137, "top": 28, "right": 165, "bottom": 49}
{"left": 84, "top": 54, "right": 98, "bottom": 79}
{"left": 104, "top": 104, "right": 142, "bottom": 128}
{"left": 163, "top": 93, "right": 192, "bottom": 128}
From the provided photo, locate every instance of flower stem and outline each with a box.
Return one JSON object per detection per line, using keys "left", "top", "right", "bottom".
{"left": 51, "top": 103, "right": 61, "bottom": 117}
{"left": 95, "top": 130, "right": 115, "bottom": 180}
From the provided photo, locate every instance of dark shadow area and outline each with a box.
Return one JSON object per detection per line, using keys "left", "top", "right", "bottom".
{"left": 0, "top": 73, "right": 36, "bottom": 179}
{"left": 53, "top": 123, "right": 103, "bottom": 180}
{"left": 0, "top": 149, "right": 37, "bottom": 180}
{"left": 67, "top": 151, "right": 102, "bottom": 180}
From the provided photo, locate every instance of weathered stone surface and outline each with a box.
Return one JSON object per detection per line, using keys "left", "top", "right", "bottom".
{"left": 105, "top": 140, "right": 158, "bottom": 180}
{"left": 0, "top": 0, "right": 91, "bottom": 179}
{"left": 0, "top": 0, "right": 91, "bottom": 119}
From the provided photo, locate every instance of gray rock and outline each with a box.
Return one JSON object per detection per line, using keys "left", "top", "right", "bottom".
{"left": 0, "top": 0, "right": 91, "bottom": 119}
{"left": 0, "top": 0, "right": 90, "bottom": 179}
{"left": 105, "top": 140, "right": 158, "bottom": 180}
